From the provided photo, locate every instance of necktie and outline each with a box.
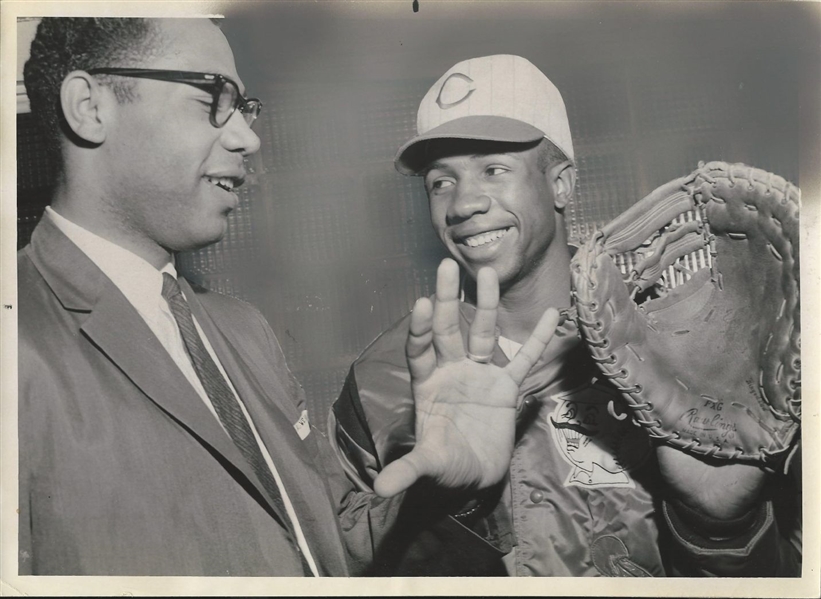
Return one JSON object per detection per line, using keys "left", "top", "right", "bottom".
{"left": 161, "top": 273, "right": 313, "bottom": 575}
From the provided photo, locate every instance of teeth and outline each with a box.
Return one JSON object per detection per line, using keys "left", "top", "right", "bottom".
{"left": 205, "top": 176, "right": 235, "bottom": 191}
{"left": 463, "top": 228, "right": 509, "bottom": 248}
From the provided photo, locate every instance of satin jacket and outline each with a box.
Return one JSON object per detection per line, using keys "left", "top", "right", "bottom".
{"left": 331, "top": 302, "right": 801, "bottom": 576}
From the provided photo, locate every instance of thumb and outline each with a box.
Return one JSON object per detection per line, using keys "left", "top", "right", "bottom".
{"left": 373, "top": 450, "right": 433, "bottom": 497}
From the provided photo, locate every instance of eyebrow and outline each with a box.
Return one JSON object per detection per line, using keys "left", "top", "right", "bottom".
{"left": 424, "top": 153, "right": 518, "bottom": 175}
{"left": 423, "top": 161, "right": 448, "bottom": 174}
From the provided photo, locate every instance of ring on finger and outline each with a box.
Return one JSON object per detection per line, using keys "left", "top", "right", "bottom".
{"left": 467, "top": 351, "right": 494, "bottom": 364}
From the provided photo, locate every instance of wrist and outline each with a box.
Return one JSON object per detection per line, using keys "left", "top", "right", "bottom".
{"left": 450, "top": 484, "right": 502, "bottom": 527}
{"left": 666, "top": 497, "right": 767, "bottom": 545}
{"left": 452, "top": 497, "right": 484, "bottom": 520}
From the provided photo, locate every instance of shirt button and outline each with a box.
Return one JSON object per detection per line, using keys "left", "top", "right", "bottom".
{"left": 530, "top": 490, "right": 544, "bottom": 503}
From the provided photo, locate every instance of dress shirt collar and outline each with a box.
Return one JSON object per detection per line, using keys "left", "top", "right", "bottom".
{"left": 45, "top": 207, "right": 177, "bottom": 312}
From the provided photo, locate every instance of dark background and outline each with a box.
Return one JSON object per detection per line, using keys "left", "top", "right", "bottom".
{"left": 17, "top": 1, "right": 820, "bottom": 431}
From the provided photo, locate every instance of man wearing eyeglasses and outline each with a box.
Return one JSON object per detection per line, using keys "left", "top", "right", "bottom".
{"left": 17, "top": 16, "right": 336, "bottom": 577}
{"left": 17, "top": 18, "right": 558, "bottom": 576}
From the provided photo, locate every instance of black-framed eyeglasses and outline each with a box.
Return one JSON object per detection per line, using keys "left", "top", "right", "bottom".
{"left": 86, "top": 68, "right": 263, "bottom": 129}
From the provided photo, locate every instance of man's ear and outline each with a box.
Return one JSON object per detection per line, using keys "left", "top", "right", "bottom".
{"left": 60, "top": 71, "right": 111, "bottom": 145}
{"left": 548, "top": 160, "right": 577, "bottom": 211}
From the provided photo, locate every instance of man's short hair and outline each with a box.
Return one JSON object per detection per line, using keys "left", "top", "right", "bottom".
{"left": 536, "top": 137, "right": 568, "bottom": 173}
{"left": 23, "top": 18, "right": 165, "bottom": 163}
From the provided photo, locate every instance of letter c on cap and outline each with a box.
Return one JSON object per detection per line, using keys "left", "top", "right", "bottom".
{"left": 436, "top": 73, "right": 475, "bottom": 109}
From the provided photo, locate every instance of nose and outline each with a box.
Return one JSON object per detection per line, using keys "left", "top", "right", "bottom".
{"left": 446, "top": 179, "right": 492, "bottom": 225}
{"left": 220, "top": 111, "right": 262, "bottom": 156}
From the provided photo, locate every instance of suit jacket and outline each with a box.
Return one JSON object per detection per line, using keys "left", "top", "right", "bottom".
{"left": 17, "top": 217, "right": 351, "bottom": 576}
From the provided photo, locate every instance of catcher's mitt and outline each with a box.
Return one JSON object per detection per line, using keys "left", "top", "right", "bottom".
{"left": 571, "top": 161, "right": 800, "bottom": 471}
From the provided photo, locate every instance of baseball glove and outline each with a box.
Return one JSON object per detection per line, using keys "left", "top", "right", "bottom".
{"left": 570, "top": 161, "right": 800, "bottom": 471}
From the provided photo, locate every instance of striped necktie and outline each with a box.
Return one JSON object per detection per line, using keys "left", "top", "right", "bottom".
{"left": 161, "top": 273, "right": 313, "bottom": 576}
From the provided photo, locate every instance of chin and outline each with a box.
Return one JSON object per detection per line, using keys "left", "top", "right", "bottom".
{"left": 174, "top": 227, "right": 228, "bottom": 253}
{"left": 201, "top": 217, "right": 231, "bottom": 244}
{"left": 198, "top": 230, "right": 228, "bottom": 250}
{"left": 476, "top": 258, "right": 523, "bottom": 285}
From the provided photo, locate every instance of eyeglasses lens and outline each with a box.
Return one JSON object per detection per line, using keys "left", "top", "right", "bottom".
{"left": 215, "top": 81, "right": 239, "bottom": 127}
{"left": 215, "top": 79, "right": 260, "bottom": 128}
{"left": 241, "top": 100, "right": 261, "bottom": 127}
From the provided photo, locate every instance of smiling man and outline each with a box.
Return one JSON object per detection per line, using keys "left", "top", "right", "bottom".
{"left": 331, "top": 54, "right": 801, "bottom": 576}
{"left": 18, "top": 17, "right": 341, "bottom": 576}
{"left": 18, "top": 22, "right": 561, "bottom": 576}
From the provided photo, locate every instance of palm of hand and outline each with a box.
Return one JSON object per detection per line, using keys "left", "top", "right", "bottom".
{"left": 373, "top": 259, "right": 559, "bottom": 498}
{"left": 411, "top": 360, "right": 519, "bottom": 489}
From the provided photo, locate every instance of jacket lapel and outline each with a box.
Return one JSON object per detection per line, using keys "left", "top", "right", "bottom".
{"left": 27, "top": 219, "right": 290, "bottom": 528}
{"left": 186, "top": 287, "right": 348, "bottom": 576}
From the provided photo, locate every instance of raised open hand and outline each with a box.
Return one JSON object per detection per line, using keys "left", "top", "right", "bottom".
{"left": 373, "top": 259, "right": 559, "bottom": 498}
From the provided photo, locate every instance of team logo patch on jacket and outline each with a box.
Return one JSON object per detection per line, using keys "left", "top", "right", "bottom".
{"left": 549, "top": 384, "right": 651, "bottom": 488}
{"left": 294, "top": 410, "right": 311, "bottom": 440}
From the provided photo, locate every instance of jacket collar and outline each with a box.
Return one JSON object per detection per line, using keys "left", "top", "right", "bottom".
{"left": 25, "top": 214, "right": 109, "bottom": 312}
{"left": 457, "top": 301, "right": 591, "bottom": 395}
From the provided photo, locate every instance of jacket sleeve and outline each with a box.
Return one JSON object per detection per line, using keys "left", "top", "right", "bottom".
{"left": 17, "top": 331, "right": 42, "bottom": 576}
{"left": 664, "top": 501, "right": 800, "bottom": 576}
{"left": 18, "top": 359, "right": 33, "bottom": 576}
{"left": 327, "top": 365, "right": 508, "bottom": 576}
{"left": 663, "top": 458, "right": 802, "bottom": 577}
{"left": 329, "top": 368, "right": 382, "bottom": 492}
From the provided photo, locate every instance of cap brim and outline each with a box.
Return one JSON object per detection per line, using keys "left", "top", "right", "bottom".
{"left": 394, "top": 115, "right": 545, "bottom": 175}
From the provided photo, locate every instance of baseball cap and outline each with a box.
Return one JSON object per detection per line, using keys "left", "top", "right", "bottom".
{"left": 395, "top": 54, "right": 574, "bottom": 175}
